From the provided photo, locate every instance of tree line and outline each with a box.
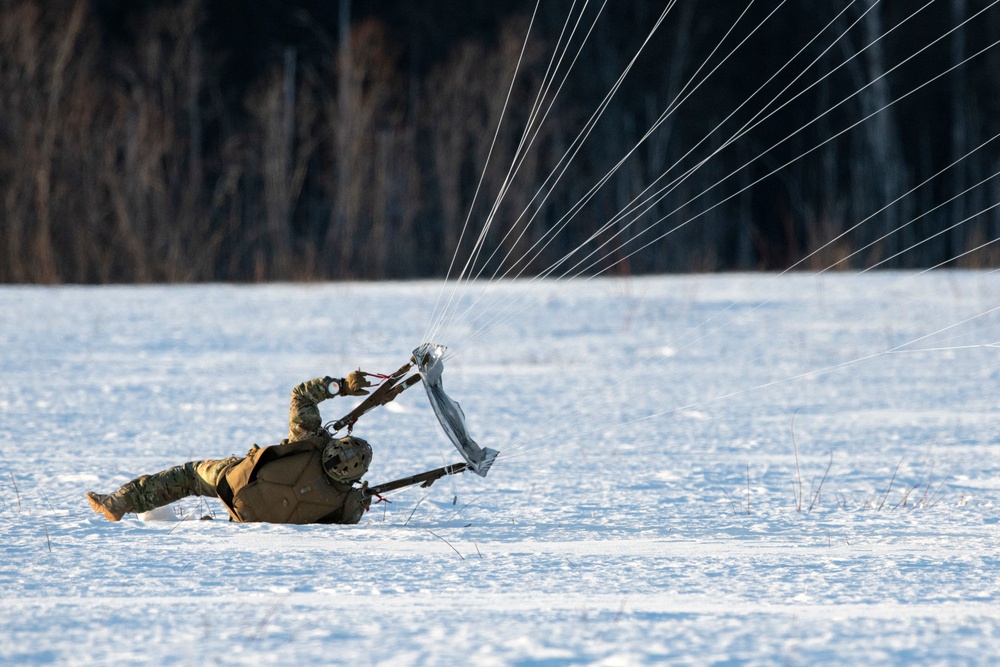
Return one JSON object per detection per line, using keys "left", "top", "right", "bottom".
{"left": 2, "top": 0, "right": 998, "bottom": 283}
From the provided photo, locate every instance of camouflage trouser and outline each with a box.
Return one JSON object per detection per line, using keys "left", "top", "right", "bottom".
{"left": 118, "top": 457, "right": 241, "bottom": 514}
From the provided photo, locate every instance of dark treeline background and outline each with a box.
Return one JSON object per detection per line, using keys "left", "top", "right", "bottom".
{"left": 2, "top": 0, "right": 999, "bottom": 283}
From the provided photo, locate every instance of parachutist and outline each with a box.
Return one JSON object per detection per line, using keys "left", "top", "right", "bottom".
{"left": 87, "top": 371, "right": 377, "bottom": 524}
{"left": 87, "top": 345, "right": 499, "bottom": 524}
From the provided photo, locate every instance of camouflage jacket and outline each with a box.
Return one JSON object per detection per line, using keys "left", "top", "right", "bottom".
{"left": 217, "top": 378, "right": 368, "bottom": 525}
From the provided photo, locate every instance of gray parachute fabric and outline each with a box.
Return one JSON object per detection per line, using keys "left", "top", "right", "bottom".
{"left": 413, "top": 343, "right": 499, "bottom": 477}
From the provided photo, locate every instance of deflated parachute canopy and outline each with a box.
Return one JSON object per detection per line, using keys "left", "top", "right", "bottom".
{"left": 413, "top": 343, "right": 499, "bottom": 477}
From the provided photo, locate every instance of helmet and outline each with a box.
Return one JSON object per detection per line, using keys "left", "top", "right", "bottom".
{"left": 322, "top": 436, "right": 372, "bottom": 483}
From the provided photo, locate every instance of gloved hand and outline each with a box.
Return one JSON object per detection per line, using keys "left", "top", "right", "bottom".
{"left": 344, "top": 370, "right": 372, "bottom": 396}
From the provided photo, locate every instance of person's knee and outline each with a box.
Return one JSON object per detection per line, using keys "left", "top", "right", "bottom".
{"left": 193, "top": 457, "right": 238, "bottom": 495}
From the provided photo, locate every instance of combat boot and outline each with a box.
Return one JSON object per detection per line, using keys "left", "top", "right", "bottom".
{"left": 86, "top": 491, "right": 131, "bottom": 522}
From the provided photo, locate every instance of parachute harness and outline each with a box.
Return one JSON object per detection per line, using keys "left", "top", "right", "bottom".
{"left": 328, "top": 344, "right": 500, "bottom": 505}
{"left": 327, "top": 360, "right": 424, "bottom": 436}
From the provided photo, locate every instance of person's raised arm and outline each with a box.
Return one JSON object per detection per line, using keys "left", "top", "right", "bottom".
{"left": 287, "top": 372, "right": 372, "bottom": 441}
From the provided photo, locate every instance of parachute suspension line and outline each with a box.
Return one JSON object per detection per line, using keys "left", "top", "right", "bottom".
{"left": 705, "top": 302, "right": 1000, "bottom": 413}
{"left": 601, "top": 0, "right": 877, "bottom": 231}
{"left": 532, "top": 0, "right": 852, "bottom": 273}
{"left": 832, "top": 164, "right": 1000, "bottom": 272}
{"left": 552, "top": 27, "right": 1000, "bottom": 287}
{"left": 582, "top": 0, "right": 922, "bottom": 272}
{"left": 521, "top": 0, "right": 870, "bottom": 280}
{"left": 444, "top": 0, "right": 868, "bottom": 350}
{"left": 489, "top": 231, "right": 1000, "bottom": 460}
{"left": 445, "top": 0, "right": 831, "bottom": 354}
{"left": 631, "top": 197, "right": 1000, "bottom": 381}
{"left": 446, "top": 2, "right": 997, "bottom": 362}
{"left": 461, "top": 0, "right": 686, "bottom": 289}
{"left": 454, "top": 0, "right": 611, "bottom": 291}
{"left": 442, "top": 0, "right": 854, "bottom": 354}
{"left": 579, "top": 125, "right": 1000, "bottom": 290}
{"left": 474, "top": 0, "right": 938, "bottom": 300}
{"left": 432, "top": 0, "right": 749, "bottom": 347}
{"left": 429, "top": 0, "right": 672, "bottom": 344}
{"left": 898, "top": 319, "right": 1000, "bottom": 352}
{"left": 438, "top": 6, "right": 992, "bottom": 438}
{"left": 451, "top": 126, "right": 1000, "bottom": 382}
{"left": 490, "top": 1, "right": 814, "bottom": 286}
{"left": 531, "top": 0, "right": 961, "bottom": 284}
{"left": 475, "top": 0, "right": 880, "bottom": 296}
{"left": 432, "top": 9, "right": 997, "bottom": 458}
{"left": 474, "top": 0, "right": 761, "bottom": 289}
{"left": 500, "top": 298, "right": 1000, "bottom": 462}
{"left": 425, "top": 0, "right": 591, "bottom": 345}
{"left": 444, "top": 0, "right": 660, "bottom": 298}
{"left": 662, "top": 195, "right": 1000, "bottom": 367}
{"left": 909, "top": 232, "right": 1000, "bottom": 275}
{"left": 581, "top": 163, "right": 1000, "bottom": 406}
{"left": 444, "top": 0, "right": 603, "bottom": 304}
{"left": 889, "top": 343, "right": 1000, "bottom": 354}
{"left": 421, "top": 0, "right": 542, "bottom": 345}
{"left": 422, "top": 0, "right": 543, "bottom": 345}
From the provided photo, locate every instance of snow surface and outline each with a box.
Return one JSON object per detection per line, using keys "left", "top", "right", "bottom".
{"left": 2, "top": 272, "right": 999, "bottom": 665}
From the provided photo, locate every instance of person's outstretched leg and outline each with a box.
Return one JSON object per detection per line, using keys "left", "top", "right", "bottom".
{"left": 86, "top": 458, "right": 237, "bottom": 522}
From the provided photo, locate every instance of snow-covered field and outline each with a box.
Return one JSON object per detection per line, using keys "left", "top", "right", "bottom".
{"left": 2, "top": 272, "right": 998, "bottom": 665}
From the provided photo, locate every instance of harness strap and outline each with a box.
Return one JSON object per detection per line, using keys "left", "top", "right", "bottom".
{"left": 330, "top": 359, "right": 422, "bottom": 434}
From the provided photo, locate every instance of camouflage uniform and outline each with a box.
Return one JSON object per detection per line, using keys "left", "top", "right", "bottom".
{"left": 87, "top": 377, "right": 367, "bottom": 522}
{"left": 111, "top": 457, "right": 241, "bottom": 516}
